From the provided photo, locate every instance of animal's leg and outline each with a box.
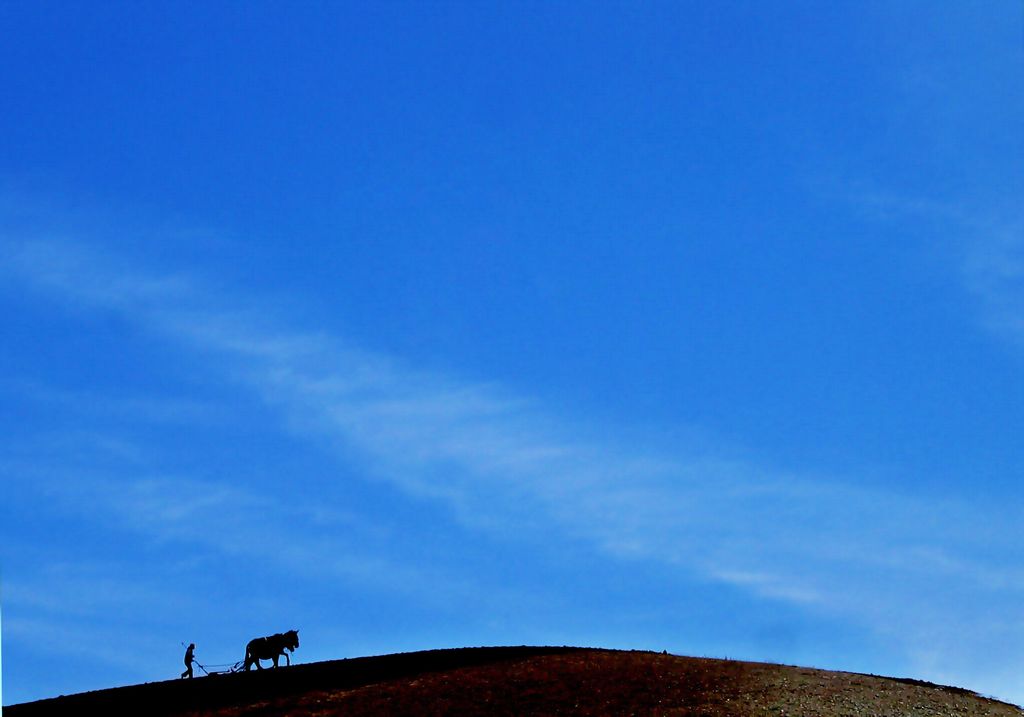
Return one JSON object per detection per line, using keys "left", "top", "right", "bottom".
{"left": 285, "top": 652, "right": 291, "bottom": 666}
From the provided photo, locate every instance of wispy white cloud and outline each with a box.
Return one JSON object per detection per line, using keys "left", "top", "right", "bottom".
{"left": 958, "top": 218, "right": 1024, "bottom": 342}
{"left": 6, "top": 237, "right": 1024, "bottom": 702}
{"left": 0, "top": 380, "right": 229, "bottom": 427}
{"left": 4, "top": 615, "right": 168, "bottom": 676}
{"left": 706, "top": 569, "right": 823, "bottom": 606}
{"left": 3, "top": 452, "right": 507, "bottom": 609}
{"left": 852, "top": 191, "right": 1024, "bottom": 346}
{"left": 4, "top": 561, "right": 200, "bottom": 624}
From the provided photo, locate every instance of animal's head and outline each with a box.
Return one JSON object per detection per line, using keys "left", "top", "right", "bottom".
{"left": 286, "top": 629, "right": 299, "bottom": 651}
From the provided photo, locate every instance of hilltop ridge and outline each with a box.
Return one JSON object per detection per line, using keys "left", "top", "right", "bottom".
{"left": 8, "top": 646, "right": 1021, "bottom": 716}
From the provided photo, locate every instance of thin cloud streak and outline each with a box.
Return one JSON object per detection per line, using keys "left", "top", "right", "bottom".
{"left": 960, "top": 218, "right": 1024, "bottom": 343}
{"left": 5, "top": 564, "right": 197, "bottom": 620}
{"left": 5, "top": 616, "right": 165, "bottom": 674}
{"left": 3, "top": 453, "right": 501, "bottom": 608}
{"left": 7, "top": 238, "right": 1024, "bottom": 700}
{"left": 0, "top": 380, "right": 228, "bottom": 426}
{"left": 853, "top": 191, "right": 1024, "bottom": 346}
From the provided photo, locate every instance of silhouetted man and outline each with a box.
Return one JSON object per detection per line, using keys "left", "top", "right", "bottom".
{"left": 181, "top": 643, "right": 196, "bottom": 679}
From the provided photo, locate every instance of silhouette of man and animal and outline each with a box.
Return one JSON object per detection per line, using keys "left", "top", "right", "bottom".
{"left": 178, "top": 629, "right": 299, "bottom": 678}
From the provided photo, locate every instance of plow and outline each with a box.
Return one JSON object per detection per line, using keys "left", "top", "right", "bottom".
{"left": 195, "top": 660, "right": 244, "bottom": 676}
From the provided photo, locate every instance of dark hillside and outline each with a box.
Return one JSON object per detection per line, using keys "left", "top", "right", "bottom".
{"left": 8, "top": 646, "right": 1021, "bottom": 716}
{"left": 7, "top": 647, "right": 578, "bottom": 717}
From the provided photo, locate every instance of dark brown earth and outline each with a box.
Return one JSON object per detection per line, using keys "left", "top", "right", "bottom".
{"left": 8, "top": 646, "right": 1021, "bottom": 716}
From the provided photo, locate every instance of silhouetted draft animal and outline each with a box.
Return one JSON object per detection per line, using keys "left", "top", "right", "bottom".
{"left": 243, "top": 630, "right": 299, "bottom": 671}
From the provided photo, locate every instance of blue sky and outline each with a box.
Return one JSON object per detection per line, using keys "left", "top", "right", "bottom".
{"left": 2, "top": 0, "right": 1023, "bottom": 707}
